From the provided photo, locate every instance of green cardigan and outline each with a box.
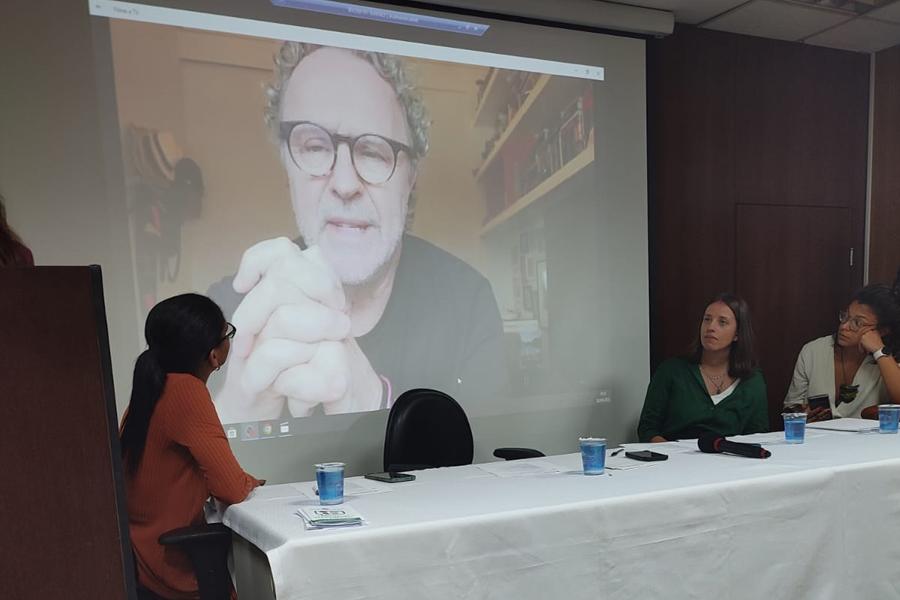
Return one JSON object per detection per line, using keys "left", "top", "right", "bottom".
{"left": 637, "top": 357, "right": 768, "bottom": 443}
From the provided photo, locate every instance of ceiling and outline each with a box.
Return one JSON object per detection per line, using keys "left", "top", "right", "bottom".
{"left": 609, "top": 0, "right": 900, "bottom": 51}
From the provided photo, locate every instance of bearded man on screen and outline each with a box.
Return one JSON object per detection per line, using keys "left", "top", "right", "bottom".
{"left": 211, "top": 43, "right": 505, "bottom": 423}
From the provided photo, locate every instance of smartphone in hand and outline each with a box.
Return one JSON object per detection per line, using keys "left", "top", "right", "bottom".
{"left": 807, "top": 394, "right": 829, "bottom": 411}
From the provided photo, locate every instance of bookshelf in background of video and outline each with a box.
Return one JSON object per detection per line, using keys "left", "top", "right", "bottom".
{"left": 473, "top": 69, "right": 595, "bottom": 235}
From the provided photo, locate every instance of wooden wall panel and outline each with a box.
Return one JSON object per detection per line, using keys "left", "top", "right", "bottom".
{"left": 0, "top": 267, "right": 134, "bottom": 600}
{"left": 649, "top": 26, "right": 869, "bottom": 420}
{"left": 649, "top": 28, "right": 737, "bottom": 366}
{"left": 735, "top": 205, "right": 852, "bottom": 429}
{"left": 871, "top": 44, "right": 900, "bottom": 285}
{"left": 732, "top": 38, "right": 869, "bottom": 210}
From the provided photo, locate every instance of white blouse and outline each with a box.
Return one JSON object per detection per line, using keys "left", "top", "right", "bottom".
{"left": 783, "top": 335, "right": 895, "bottom": 418}
{"left": 710, "top": 379, "right": 739, "bottom": 405}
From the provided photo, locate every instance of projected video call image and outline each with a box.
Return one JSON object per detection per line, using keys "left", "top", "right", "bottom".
{"left": 110, "top": 20, "right": 600, "bottom": 430}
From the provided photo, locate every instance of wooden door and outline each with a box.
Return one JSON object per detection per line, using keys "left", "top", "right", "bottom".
{"left": 735, "top": 204, "right": 856, "bottom": 430}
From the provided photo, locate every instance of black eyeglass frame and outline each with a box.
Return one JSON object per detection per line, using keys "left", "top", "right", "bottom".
{"left": 838, "top": 311, "right": 874, "bottom": 332}
{"left": 217, "top": 322, "right": 236, "bottom": 347}
{"left": 279, "top": 120, "right": 417, "bottom": 185}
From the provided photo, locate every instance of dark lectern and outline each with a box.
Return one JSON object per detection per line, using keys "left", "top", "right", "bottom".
{"left": 0, "top": 266, "right": 135, "bottom": 600}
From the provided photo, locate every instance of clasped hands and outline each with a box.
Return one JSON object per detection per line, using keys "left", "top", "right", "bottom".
{"left": 215, "top": 238, "right": 382, "bottom": 422}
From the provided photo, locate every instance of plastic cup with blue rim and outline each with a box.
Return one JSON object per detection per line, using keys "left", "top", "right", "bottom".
{"left": 782, "top": 413, "right": 807, "bottom": 444}
{"left": 878, "top": 405, "right": 900, "bottom": 434}
{"left": 579, "top": 437, "right": 607, "bottom": 475}
{"left": 315, "top": 462, "right": 345, "bottom": 505}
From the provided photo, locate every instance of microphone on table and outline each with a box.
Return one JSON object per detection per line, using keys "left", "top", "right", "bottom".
{"left": 698, "top": 434, "right": 771, "bottom": 459}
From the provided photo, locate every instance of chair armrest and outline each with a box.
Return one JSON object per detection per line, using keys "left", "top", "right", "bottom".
{"left": 159, "top": 522, "right": 231, "bottom": 548}
{"left": 493, "top": 447, "right": 545, "bottom": 461}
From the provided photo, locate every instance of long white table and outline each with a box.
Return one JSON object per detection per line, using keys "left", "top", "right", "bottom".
{"left": 223, "top": 429, "right": 900, "bottom": 599}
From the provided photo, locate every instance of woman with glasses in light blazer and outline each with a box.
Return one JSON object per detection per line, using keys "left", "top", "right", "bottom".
{"left": 784, "top": 269, "right": 900, "bottom": 422}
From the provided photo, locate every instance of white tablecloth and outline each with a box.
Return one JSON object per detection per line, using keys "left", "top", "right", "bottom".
{"left": 223, "top": 430, "right": 900, "bottom": 599}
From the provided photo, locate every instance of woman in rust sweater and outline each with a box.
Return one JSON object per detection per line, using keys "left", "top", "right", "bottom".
{"left": 120, "top": 293, "right": 261, "bottom": 599}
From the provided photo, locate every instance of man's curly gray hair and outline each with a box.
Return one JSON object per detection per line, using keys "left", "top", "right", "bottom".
{"left": 264, "top": 42, "right": 430, "bottom": 161}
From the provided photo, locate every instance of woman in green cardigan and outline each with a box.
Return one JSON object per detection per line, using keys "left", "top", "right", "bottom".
{"left": 638, "top": 293, "right": 768, "bottom": 442}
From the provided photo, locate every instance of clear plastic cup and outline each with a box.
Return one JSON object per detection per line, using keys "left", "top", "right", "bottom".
{"left": 579, "top": 437, "right": 607, "bottom": 475}
{"left": 315, "top": 462, "right": 345, "bottom": 505}
{"left": 878, "top": 405, "right": 900, "bottom": 434}
{"left": 783, "top": 413, "right": 807, "bottom": 444}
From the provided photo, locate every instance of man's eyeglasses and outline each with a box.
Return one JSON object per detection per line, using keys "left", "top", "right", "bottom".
{"left": 280, "top": 121, "right": 416, "bottom": 185}
{"left": 838, "top": 311, "right": 873, "bottom": 332}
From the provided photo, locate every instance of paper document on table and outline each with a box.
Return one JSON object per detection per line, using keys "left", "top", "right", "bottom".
{"left": 605, "top": 457, "right": 655, "bottom": 470}
{"left": 344, "top": 478, "right": 394, "bottom": 495}
{"left": 477, "top": 460, "right": 562, "bottom": 478}
{"left": 292, "top": 478, "right": 392, "bottom": 500}
{"left": 290, "top": 482, "right": 318, "bottom": 500}
{"left": 807, "top": 418, "right": 879, "bottom": 433}
{"left": 733, "top": 430, "right": 828, "bottom": 445}
{"left": 621, "top": 441, "right": 697, "bottom": 455}
{"left": 296, "top": 505, "right": 365, "bottom": 529}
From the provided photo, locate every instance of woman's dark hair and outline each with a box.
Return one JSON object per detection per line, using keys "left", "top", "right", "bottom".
{"left": 849, "top": 267, "right": 900, "bottom": 359}
{"left": 120, "top": 293, "right": 226, "bottom": 474}
{"left": 0, "top": 193, "right": 26, "bottom": 267}
{"left": 689, "top": 292, "right": 757, "bottom": 379}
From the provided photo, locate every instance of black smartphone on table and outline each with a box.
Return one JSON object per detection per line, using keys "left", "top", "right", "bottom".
{"left": 364, "top": 472, "right": 416, "bottom": 483}
{"left": 625, "top": 450, "right": 668, "bottom": 462}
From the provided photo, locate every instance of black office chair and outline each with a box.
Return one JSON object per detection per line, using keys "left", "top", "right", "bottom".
{"left": 384, "top": 388, "right": 543, "bottom": 472}
{"left": 157, "top": 523, "right": 233, "bottom": 600}
{"left": 384, "top": 388, "right": 474, "bottom": 471}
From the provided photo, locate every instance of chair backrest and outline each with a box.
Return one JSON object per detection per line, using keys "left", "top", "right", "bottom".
{"left": 383, "top": 388, "right": 474, "bottom": 472}
{"left": 158, "top": 523, "right": 232, "bottom": 600}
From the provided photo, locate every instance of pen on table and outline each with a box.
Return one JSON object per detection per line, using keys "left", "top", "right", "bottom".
{"left": 610, "top": 448, "right": 625, "bottom": 457}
